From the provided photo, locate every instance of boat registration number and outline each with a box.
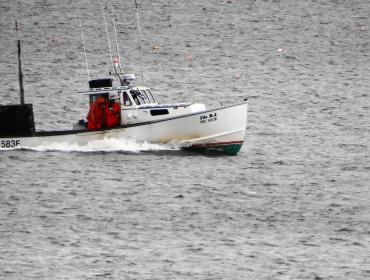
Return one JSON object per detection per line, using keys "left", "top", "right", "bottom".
{"left": 1, "top": 140, "right": 20, "bottom": 148}
{"left": 200, "top": 112, "right": 218, "bottom": 123}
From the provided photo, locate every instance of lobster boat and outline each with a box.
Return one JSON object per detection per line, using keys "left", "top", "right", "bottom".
{"left": 0, "top": 14, "right": 248, "bottom": 154}
{"left": 0, "top": 73, "right": 248, "bottom": 154}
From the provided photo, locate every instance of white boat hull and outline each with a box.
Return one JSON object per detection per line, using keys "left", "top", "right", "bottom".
{"left": 0, "top": 102, "right": 248, "bottom": 154}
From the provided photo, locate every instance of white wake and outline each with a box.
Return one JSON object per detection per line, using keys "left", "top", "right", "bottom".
{"left": 19, "top": 138, "right": 182, "bottom": 153}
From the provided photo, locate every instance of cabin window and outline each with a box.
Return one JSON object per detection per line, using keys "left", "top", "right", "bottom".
{"left": 150, "top": 109, "right": 169, "bottom": 116}
{"left": 140, "top": 90, "right": 150, "bottom": 102}
{"left": 130, "top": 90, "right": 147, "bottom": 105}
{"left": 122, "top": 92, "right": 132, "bottom": 106}
{"left": 145, "top": 89, "right": 156, "bottom": 103}
{"left": 90, "top": 95, "right": 99, "bottom": 103}
{"left": 133, "top": 94, "right": 141, "bottom": 105}
{"left": 90, "top": 94, "right": 108, "bottom": 103}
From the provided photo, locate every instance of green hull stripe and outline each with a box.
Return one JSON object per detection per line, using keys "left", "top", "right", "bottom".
{"left": 188, "top": 143, "right": 243, "bottom": 155}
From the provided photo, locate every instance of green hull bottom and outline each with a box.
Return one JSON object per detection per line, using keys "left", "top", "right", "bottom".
{"left": 187, "top": 143, "right": 243, "bottom": 155}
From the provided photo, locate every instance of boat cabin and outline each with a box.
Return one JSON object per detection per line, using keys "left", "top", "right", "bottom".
{"left": 78, "top": 76, "right": 205, "bottom": 129}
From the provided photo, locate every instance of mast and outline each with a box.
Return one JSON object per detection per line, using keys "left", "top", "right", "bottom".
{"left": 15, "top": 21, "right": 25, "bottom": 105}
{"left": 134, "top": 0, "right": 144, "bottom": 83}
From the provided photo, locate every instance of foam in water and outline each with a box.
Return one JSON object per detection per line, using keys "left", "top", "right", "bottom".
{"left": 19, "top": 138, "right": 181, "bottom": 153}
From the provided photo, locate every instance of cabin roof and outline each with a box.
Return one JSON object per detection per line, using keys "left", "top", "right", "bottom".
{"left": 78, "top": 85, "right": 150, "bottom": 95}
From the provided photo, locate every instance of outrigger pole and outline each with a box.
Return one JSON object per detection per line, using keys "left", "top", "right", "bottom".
{"left": 102, "top": 2, "right": 114, "bottom": 72}
{"left": 79, "top": 18, "right": 91, "bottom": 81}
{"left": 109, "top": 1, "right": 122, "bottom": 72}
{"left": 15, "top": 21, "right": 25, "bottom": 105}
{"left": 134, "top": 0, "right": 145, "bottom": 83}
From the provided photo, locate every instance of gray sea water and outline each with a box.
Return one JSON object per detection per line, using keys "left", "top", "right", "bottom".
{"left": 1, "top": 0, "right": 370, "bottom": 279}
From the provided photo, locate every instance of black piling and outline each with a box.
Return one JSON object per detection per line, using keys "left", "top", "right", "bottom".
{"left": 16, "top": 21, "right": 25, "bottom": 105}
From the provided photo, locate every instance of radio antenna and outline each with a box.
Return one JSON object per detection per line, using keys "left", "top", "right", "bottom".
{"left": 15, "top": 21, "right": 25, "bottom": 105}
{"left": 79, "top": 18, "right": 90, "bottom": 81}
{"left": 102, "top": 3, "right": 114, "bottom": 72}
{"left": 135, "top": 0, "right": 144, "bottom": 83}
{"left": 109, "top": 1, "right": 122, "bottom": 72}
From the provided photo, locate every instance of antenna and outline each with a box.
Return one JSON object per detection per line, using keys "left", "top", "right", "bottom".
{"left": 79, "top": 18, "right": 91, "bottom": 81}
{"left": 15, "top": 21, "right": 25, "bottom": 105}
{"left": 135, "top": 0, "right": 145, "bottom": 83}
{"left": 102, "top": 2, "right": 114, "bottom": 72}
{"left": 109, "top": 1, "right": 122, "bottom": 72}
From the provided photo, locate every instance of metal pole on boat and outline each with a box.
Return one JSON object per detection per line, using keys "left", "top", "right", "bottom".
{"left": 109, "top": 1, "right": 122, "bottom": 71}
{"left": 15, "top": 21, "right": 25, "bottom": 105}
{"left": 134, "top": 0, "right": 145, "bottom": 83}
{"left": 102, "top": 2, "right": 114, "bottom": 72}
{"left": 79, "top": 18, "right": 91, "bottom": 81}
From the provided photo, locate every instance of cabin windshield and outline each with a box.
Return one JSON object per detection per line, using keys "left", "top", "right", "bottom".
{"left": 130, "top": 90, "right": 152, "bottom": 105}
{"left": 145, "top": 89, "right": 156, "bottom": 103}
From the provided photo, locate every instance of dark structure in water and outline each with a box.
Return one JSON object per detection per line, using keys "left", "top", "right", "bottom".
{"left": 0, "top": 104, "right": 35, "bottom": 137}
